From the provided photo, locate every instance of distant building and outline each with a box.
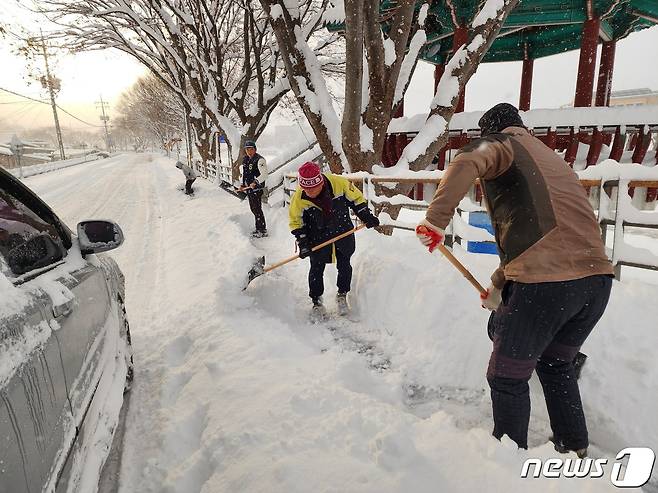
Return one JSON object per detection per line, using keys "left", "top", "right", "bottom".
{"left": 0, "top": 137, "right": 55, "bottom": 169}
{"left": 609, "top": 88, "right": 658, "bottom": 106}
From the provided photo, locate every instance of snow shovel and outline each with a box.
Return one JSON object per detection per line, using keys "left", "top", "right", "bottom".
{"left": 416, "top": 225, "right": 487, "bottom": 296}
{"left": 220, "top": 180, "right": 247, "bottom": 201}
{"left": 243, "top": 224, "right": 367, "bottom": 290}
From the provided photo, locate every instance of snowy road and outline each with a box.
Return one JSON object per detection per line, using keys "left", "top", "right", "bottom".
{"left": 24, "top": 154, "right": 658, "bottom": 492}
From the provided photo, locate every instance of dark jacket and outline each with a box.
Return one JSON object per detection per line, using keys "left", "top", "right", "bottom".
{"left": 425, "top": 126, "right": 613, "bottom": 286}
{"left": 242, "top": 153, "right": 268, "bottom": 192}
{"left": 289, "top": 174, "right": 374, "bottom": 263}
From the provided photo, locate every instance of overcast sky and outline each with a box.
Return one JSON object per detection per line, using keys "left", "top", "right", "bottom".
{"left": 0, "top": 1, "right": 656, "bottom": 134}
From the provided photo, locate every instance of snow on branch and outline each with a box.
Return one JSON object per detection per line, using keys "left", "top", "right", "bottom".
{"left": 386, "top": 0, "right": 519, "bottom": 174}
{"left": 393, "top": 3, "right": 430, "bottom": 108}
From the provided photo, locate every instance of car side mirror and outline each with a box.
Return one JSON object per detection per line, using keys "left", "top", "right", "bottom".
{"left": 77, "top": 220, "right": 124, "bottom": 255}
{"left": 6, "top": 233, "right": 65, "bottom": 275}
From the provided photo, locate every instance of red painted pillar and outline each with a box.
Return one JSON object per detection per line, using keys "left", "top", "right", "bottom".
{"left": 595, "top": 41, "right": 616, "bottom": 107}
{"left": 519, "top": 59, "right": 534, "bottom": 111}
{"left": 588, "top": 41, "right": 615, "bottom": 167}
{"left": 609, "top": 127, "right": 626, "bottom": 161}
{"left": 437, "top": 146, "right": 447, "bottom": 170}
{"left": 586, "top": 128, "right": 604, "bottom": 166}
{"left": 574, "top": 18, "right": 601, "bottom": 107}
{"left": 383, "top": 101, "right": 405, "bottom": 167}
{"left": 519, "top": 44, "right": 534, "bottom": 111}
{"left": 546, "top": 129, "right": 557, "bottom": 150}
{"left": 453, "top": 27, "right": 468, "bottom": 113}
{"left": 564, "top": 128, "right": 579, "bottom": 165}
{"left": 434, "top": 64, "right": 445, "bottom": 94}
{"left": 570, "top": 17, "right": 600, "bottom": 166}
{"left": 631, "top": 126, "right": 651, "bottom": 164}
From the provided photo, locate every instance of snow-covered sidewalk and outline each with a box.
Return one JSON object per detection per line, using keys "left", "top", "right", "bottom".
{"left": 25, "top": 154, "right": 658, "bottom": 492}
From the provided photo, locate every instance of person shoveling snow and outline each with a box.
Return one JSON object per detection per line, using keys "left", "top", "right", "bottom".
{"left": 175, "top": 160, "right": 197, "bottom": 195}
{"left": 239, "top": 140, "right": 268, "bottom": 238}
{"left": 416, "top": 103, "right": 614, "bottom": 457}
{"left": 289, "top": 161, "right": 379, "bottom": 319}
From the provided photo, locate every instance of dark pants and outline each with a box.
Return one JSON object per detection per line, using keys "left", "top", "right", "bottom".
{"left": 247, "top": 190, "right": 266, "bottom": 232}
{"left": 486, "top": 274, "right": 612, "bottom": 450}
{"left": 308, "top": 249, "right": 352, "bottom": 299}
{"left": 185, "top": 178, "right": 196, "bottom": 194}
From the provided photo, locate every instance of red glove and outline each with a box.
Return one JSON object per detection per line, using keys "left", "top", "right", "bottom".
{"left": 480, "top": 284, "right": 502, "bottom": 311}
{"left": 416, "top": 219, "right": 445, "bottom": 253}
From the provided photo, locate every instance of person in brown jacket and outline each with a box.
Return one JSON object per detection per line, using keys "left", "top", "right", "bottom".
{"left": 416, "top": 103, "right": 614, "bottom": 456}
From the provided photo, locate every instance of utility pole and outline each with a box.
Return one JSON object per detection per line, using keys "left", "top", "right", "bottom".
{"left": 96, "top": 95, "right": 112, "bottom": 152}
{"left": 40, "top": 30, "right": 65, "bottom": 160}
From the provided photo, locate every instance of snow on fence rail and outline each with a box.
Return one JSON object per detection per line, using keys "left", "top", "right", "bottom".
{"left": 388, "top": 105, "right": 658, "bottom": 168}
{"left": 283, "top": 165, "right": 658, "bottom": 275}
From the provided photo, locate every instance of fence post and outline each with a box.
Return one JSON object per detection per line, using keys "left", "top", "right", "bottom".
{"left": 363, "top": 175, "right": 372, "bottom": 212}
{"left": 611, "top": 179, "right": 628, "bottom": 280}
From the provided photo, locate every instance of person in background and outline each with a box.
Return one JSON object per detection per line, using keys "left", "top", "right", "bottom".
{"left": 240, "top": 140, "right": 268, "bottom": 238}
{"left": 175, "top": 161, "right": 197, "bottom": 195}
{"left": 415, "top": 103, "right": 613, "bottom": 457}
{"left": 289, "top": 161, "right": 379, "bottom": 314}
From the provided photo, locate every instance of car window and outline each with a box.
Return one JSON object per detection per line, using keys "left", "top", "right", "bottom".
{"left": 0, "top": 189, "right": 67, "bottom": 278}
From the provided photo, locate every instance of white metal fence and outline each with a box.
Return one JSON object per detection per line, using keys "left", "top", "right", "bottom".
{"left": 283, "top": 172, "right": 658, "bottom": 275}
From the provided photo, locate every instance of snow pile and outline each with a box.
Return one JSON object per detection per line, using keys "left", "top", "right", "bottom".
{"left": 22, "top": 155, "right": 657, "bottom": 492}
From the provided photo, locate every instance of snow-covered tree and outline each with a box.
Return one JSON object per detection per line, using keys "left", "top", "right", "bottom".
{"left": 261, "top": 0, "right": 519, "bottom": 178}
{"left": 32, "top": 0, "right": 283, "bottom": 175}
{"left": 33, "top": 0, "right": 343, "bottom": 177}
{"left": 116, "top": 75, "right": 185, "bottom": 152}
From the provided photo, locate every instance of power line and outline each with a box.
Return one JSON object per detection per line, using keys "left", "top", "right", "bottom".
{"left": 0, "top": 86, "right": 104, "bottom": 128}
{"left": 0, "top": 86, "right": 49, "bottom": 104}
{"left": 56, "top": 104, "right": 103, "bottom": 128}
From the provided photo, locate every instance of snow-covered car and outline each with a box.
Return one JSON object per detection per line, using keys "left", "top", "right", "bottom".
{"left": 0, "top": 166, "right": 132, "bottom": 492}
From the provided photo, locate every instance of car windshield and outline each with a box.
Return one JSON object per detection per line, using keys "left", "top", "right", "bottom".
{"left": 0, "top": 189, "right": 65, "bottom": 277}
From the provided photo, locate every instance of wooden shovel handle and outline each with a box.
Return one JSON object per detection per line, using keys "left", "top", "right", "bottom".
{"left": 417, "top": 224, "right": 487, "bottom": 296}
{"left": 436, "top": 243, "right": 487, "bottom": 296}
{"left": 263, "top": 223, "right": 367, "bottom": 274}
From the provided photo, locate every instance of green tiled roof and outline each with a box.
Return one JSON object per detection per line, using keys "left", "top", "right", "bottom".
{"left": 327, "top": 0, "right": 657, "bottom": 63}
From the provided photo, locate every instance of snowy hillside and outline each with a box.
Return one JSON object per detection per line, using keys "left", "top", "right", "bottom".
{"left": 22, "top": 153, "right": 658, "bottom": 492}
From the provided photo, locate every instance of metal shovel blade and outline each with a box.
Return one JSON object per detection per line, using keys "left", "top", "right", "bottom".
{"left": 220, "top": 180, "right": 247, "bottom": 201}
{"left": 243, "top": 256, "right": 266, "bottom": 290}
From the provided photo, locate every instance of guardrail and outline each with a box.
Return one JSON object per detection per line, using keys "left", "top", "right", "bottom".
{"left": 283, "top": 172, "right": 658, "bottom": 276}
{"left": 192, "top": 159, "right": 233, "bottom": 184}
{"left": 6, "top": 152, "right": 108, "bottom": 178}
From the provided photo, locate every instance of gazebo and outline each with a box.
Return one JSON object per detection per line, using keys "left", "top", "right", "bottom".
{"left": 364, "top": 0, "right": 658, "bottom": 200}
{"left": 418, "top": 0, "right": 657, "bottom": 109}
{"left": 360, "top": 1, "right": 658, "bottom": 198}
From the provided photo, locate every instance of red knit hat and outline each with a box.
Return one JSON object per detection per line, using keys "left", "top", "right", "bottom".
{"left": 298, "top": 161, "right": 323, "bottom": 189}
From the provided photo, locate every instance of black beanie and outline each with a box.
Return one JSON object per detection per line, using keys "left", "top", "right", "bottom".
{"left": 478, "top": 103, "right": 525, "bottom": 136}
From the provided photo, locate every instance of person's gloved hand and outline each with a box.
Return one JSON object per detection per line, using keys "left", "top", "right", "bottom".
{"left": 293, "top": 229, "right": 312, "bottom": 259}
{"left": 298, "top": 243, "right": 311, "bottom": 259}
{"left": 362, "top": 213, "right": 380, "bottom": 229}
{"left": 480, "top": 283, "right": 502, "bottom": 311}
{"left": 415, "top": 219, "right": 446, "bottom": 252}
